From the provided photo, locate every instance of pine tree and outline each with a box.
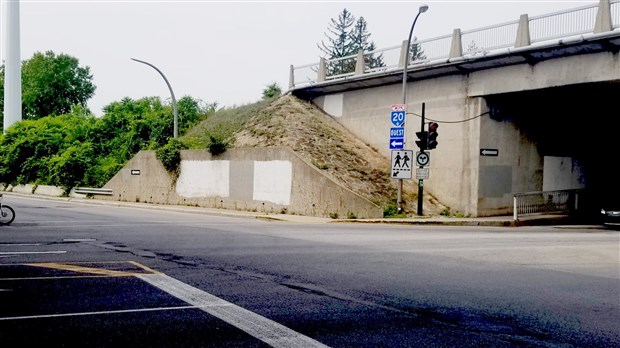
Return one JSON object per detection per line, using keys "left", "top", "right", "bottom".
{"left": 318, "top": 9, "right": 357, "bottom": 76}
{"left": 350, "top": 17, "right": 385, "bottom": 70}
{"left": 318, "top": 9, "right": 387, "bottom": 76}
{"left": 409, "top": 37, "right": 427, "bottom": 63}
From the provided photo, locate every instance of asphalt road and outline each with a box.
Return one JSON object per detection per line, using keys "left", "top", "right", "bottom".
{"left": 1, "top": 195, "right": 618, "bottom": 347}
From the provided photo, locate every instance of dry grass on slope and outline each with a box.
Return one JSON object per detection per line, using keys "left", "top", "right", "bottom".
{"left": 234, "top": 95, "right": 399, "bottom": 209}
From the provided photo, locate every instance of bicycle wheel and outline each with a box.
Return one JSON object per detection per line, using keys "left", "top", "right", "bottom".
{"left": 0, "top": 205, "right": 15, "bottom": 225}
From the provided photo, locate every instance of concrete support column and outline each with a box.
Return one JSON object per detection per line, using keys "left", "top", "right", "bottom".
{"left": 317, "top": 58, "right": 326, "bottom": 82}
{"left": 449, "top": 29, "right": 463, "bottom": 58}
{"left": 3, "top": 0, "right": 22, "bottom": 131}
{"left": 594, "top": 0, "right": 612, "bottom": 33}
{"left": 515, "top": 14, "right": 531, "bottom": 48}
{"left": 398, "top": 40, "right": 408, "bottom": 68}
{"left": 289, "top": 65, "right": 294, "bottom": 89}
{"left": 355, "top": 50, "right": 365, "bottom": 75}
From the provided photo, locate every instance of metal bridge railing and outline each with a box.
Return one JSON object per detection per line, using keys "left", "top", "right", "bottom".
{"left": 74, "top": 187, "right": 113, "bottom": 196}
{"left": 513, "top": 189, "right": 583, "bottom": 221}
{"left": 290, "top": 0, "right": 620, "bottom": 88}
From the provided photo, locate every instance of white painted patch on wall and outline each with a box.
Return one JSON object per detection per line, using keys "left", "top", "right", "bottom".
{"left": 176, "top": 160, "right": 230, "bottom": 197}
{"left": 542, "top": 156, "right": 585, "bottom": 191}
{"left": 323, "top": 93, "right": 343, "bottom": 117}
{"left": 253, "top": 161, "right": 292, "bottom": 205}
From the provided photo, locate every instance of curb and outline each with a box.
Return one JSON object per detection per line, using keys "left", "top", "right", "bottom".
{"left": 3, "top": 191, "right": 603, "bottom": 228}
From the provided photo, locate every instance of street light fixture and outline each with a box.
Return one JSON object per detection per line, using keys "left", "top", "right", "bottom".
{"left": 397, "top": 4, "right": 429, "bottom": 212}
{"left": 402, "top": 4, "right": 429, "bottom": 105}
{"left": 131, "top": 58, "right": 178, "bottom": 138}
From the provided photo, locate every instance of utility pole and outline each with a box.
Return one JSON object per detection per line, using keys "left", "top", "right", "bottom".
{"left": 3, "top": 0, "right": 22, "bottom": 132}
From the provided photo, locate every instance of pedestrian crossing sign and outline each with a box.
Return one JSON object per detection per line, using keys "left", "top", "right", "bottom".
{"left": 391, "top": 150, "right": 413, "bottom": 179}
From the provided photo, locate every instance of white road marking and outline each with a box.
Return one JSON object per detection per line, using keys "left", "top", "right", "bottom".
{"left": 0, "top": 251, "right": 66, "bottom": 255}
{"left": 0, "top": 243, "right": 43, "bottom": 246}
{"left": 0, "top": 305, "right": 198, "bottom": 321}
{"left": 138, "top": 273, "right": 330, "bottom": 348}
{"left": 0, "top": 262, "right": 329, "bottom": 347}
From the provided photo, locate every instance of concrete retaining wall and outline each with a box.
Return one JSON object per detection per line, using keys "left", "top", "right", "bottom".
{"left": 100, "top": 147, "right": 383, "bottom": 219}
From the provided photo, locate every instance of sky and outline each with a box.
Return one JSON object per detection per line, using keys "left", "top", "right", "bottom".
{"left": 1, "top": 0, "right": 597, "bottom": 116}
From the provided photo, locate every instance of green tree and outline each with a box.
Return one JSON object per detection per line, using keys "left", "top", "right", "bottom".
{"left": 0, "top": 51, "right": 96, "bottom": 120}
{"left": 262, "top": 82, "right": 282, "bottom": 100}
{"left": 0, "top": 112, "right": 96, "bottom": 187}
{"left": 350, "top": 16, "right": 385, "bottom": 70}
{"left": 318, "top": 8, "right": 357, "bottom": 75}
{"left": 98, "top": 97, "right": 171, "bottom": 158}
{"left": 409, "top": 37, "right": 427, "bottom": 63}
{"left": 319, "top": 9, "right": 385, "bottom": 76}
{"left": 177, "top": 96, "right": 218, "bottom": 135}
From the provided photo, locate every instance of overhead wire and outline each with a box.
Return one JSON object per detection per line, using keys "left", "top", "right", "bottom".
{"left": 406, "top": 111, "right": 491, "bottom": 124}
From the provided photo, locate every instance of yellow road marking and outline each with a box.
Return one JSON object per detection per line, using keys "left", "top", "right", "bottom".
{"left": 1, "top": 262, "right": 159, "bottom": 281}
{"left": 25, "top": 262, "right": 136, "bottom": 277}
{"left": 129, "top": 261, "right": 163, "bottom": 275}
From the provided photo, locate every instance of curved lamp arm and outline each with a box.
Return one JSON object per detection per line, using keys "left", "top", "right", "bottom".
{"left": 131, "top": 58, "right": 178, "bottom": 138}
{"left": 401, "top": 4, "right": 429, "bottom": 105}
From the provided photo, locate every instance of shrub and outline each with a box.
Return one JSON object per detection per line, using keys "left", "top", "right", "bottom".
{"left": 208, "top": 135, "right": 229, "bottom": 155}
{"left": 156, "top": 138, "right": 185, "bottom": 172}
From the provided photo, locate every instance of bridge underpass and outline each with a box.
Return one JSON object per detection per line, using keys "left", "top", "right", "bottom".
{"left": 485, "top": 81, "right": 620, "bottom": 217}
{"left": 289, "top": 0, "right": 620, "bottom": 217}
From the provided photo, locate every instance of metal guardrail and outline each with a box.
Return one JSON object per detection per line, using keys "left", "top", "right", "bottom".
{"left": 290, "top": 0, "right": 620, "bottom": 88}
{"left": 513, "top": 189, "right": 582, "bottom": 221}
{"left": 74, "top": 187, "right": 113, "bottom": 196}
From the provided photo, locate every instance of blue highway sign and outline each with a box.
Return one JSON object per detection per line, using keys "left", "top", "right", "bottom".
{"left": 390, "top": 111, "right": 406, "bottom": 127}
{"left": 390, "top": 127, "right": 405, "bottom": 138}
{"left": 389, "top": 138, "right": 404, "bottom": 149}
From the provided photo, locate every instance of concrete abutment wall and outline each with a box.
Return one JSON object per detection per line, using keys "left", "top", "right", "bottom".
{"left": 101, "top": 148, "right": 383, "bottom": 219}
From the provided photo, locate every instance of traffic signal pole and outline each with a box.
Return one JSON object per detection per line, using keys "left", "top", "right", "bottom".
{"left": 417, "top": 103, "right": 425, "bottom": 216}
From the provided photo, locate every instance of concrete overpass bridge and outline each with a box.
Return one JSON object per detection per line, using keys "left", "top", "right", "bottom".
{"left": 288, "top": 0, "right": 620, "bottom": 217}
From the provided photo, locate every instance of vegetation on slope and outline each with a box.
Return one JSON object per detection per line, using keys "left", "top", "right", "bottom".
{"left": 183, "top": 94, "right": 437, "bottom": 215}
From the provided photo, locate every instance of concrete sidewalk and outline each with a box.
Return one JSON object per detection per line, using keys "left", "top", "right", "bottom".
{"left": 265, "top": 212, "right": 577, "bottom": 227}
{"left": 4, "top": 191, "right": 594, "bottom": 228}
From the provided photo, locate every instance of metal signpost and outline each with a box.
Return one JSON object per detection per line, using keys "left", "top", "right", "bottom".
{"left": 417, "top": 103, "right": 426, "bottom": 216}
{"left": 390, "top": 104, "right": 408, "bottom": 210}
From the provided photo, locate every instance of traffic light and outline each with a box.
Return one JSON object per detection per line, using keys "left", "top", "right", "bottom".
{"left": 415, "top": 131, "right": 428, "bottom": 150}
{"left": 427, "top": 122, "right": 439, "bottom": 150}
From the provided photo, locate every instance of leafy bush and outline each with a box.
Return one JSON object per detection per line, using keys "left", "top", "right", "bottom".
{"left": 383, "top": 203, "right": 406, "bottom": 218}
{"left": 0, "top": 96, "right": 210, "bottom": 189}
{"left": 262, "top": 82, "right": 282, "bottom": 100}
{"left": 156, "top": 138, "right": 185, "bottom": 172}
{"left": 49, "top": 142, "right": 94, "bottom": 188}
{"left": 208, "top": 135, "right": 228, "bottom": 155}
